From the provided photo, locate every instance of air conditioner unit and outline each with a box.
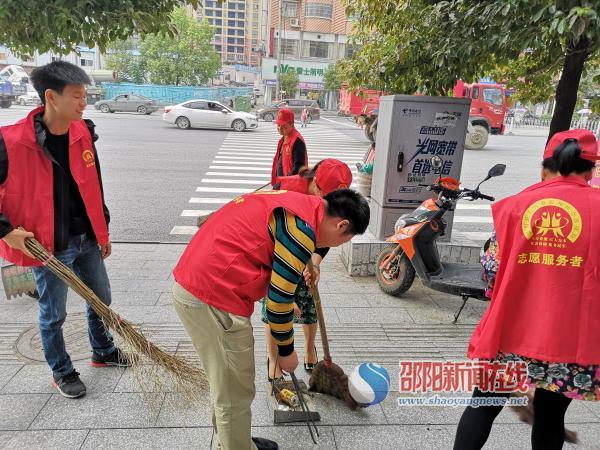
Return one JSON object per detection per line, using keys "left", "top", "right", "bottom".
{"left": 290, "top": 18, "right": 300, "bottom": 27}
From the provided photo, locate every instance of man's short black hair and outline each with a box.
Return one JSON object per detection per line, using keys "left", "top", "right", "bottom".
{"left": 30, "top": 61, "right": 91, "bottom": 105}
{"left": 323, "top": 189, "right": 370, "bottom": 235}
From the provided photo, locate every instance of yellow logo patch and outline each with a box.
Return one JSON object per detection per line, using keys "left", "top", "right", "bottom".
{"left": 82, "top": 149, "right": 95, "bottom": 168}
{"left": 521, "top": 198, "right": 582, "bottom": 244}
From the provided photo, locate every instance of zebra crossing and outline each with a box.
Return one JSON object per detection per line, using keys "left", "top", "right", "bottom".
{"left": 170, "top": 121, "right": 494, "bottom": 242}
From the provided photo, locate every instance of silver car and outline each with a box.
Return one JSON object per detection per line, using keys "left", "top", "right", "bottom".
{"left": 95, "top": 94, "right": 159, "bottom": 115}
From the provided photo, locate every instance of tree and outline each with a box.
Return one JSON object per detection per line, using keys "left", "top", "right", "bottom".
{"left": 104, "top": 38, "right": 146, "bottom": 84}
{"left": 0, "top": 1, "right": 200, "bottom": 57}
{"left": 323, "top": 62, "right": 347, "bottom": 92}
{"left": 140, "top": 8, "right": 221, "bottom": 85}
{"left": 280, "top": 71, "right": 299, "bottom": 99}
{"left": 344, "top": 0, "right": 600, "bottom": 138}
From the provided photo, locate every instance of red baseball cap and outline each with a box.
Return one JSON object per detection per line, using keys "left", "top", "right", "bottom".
{"left": 273, "top": 108, "right": 295, "bottom": 125}
{"left": 314, "top": 159, "right": 353, "bottom": 195}
{"left": 543, "top": 129, "right": 600, "bottom": 161}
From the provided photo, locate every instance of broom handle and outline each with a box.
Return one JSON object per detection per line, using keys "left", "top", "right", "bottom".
{"left": 307, "top": 261, "right": 331, "bottom": 361}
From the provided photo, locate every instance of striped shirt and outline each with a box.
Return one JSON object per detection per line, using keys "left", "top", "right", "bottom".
{"left": 266, "top": 207, "right": 316, "bottom": 356}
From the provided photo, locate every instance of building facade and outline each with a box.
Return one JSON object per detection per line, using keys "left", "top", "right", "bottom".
{"left": 0, "top": 45, "right": 107, "bottom": 75}
{"left": 262, "top": 0, "right": 355, "bottom": 106}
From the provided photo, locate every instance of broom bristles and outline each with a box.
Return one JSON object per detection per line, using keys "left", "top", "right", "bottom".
{"left": 24, "top": 238, "right": 208, "bottom": 402}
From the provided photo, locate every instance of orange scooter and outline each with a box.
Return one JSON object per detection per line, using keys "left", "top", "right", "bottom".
{"left": 375, "top": 157, "right": 506, "bottom": 322}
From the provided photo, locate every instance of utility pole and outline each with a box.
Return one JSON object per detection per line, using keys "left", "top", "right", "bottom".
{"left": 275, "top": 0, "right": 282, "bottom": 101}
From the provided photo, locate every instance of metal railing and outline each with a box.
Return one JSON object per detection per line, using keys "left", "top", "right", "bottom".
{"left": 505, "top": 116, "right": 600, "bottom": 137}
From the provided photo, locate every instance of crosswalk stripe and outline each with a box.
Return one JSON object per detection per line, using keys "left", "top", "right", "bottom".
{"left": 201, "top": 178, "right": 267, "bottom": 184}
{"left": 451, "top": 216, "right": 493, "bottom": 224}
{"left": 181, "top": 210, "right": 214, "bottom": 217}
{"left": 454, "top": 231, "right": 492, "bottom": 242}
{"left": 455, "top": 203, "right": 492, "bottom": 210}
{"left": 209, "top": 165, "right": 359, "bottom": 175}
{"left": 189, "top": 197, "right": 232, "bottom": 204}
{"left": 206, "top": 171, "right": 273, "bottom": 178}
{"left": 213, "top": 159, "right": 273, "bottom": 165}
{"left": 170, "top": 226, "right": 199, "bottom": 235}
{"left": 217, "top": 151, "right": 363, "bottom": 157}
{"left": 196, "top": 187, "right": 255, "bottom": 193}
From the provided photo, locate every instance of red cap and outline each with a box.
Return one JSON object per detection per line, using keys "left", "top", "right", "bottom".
{"left": 314, "top": 159, "right": 353, "bottom": 195}
{"left": 273, "top": 108, "right": 295, "bottom": 125}
{"left": 543, "top": 129, "right": 600, "bottom": 161}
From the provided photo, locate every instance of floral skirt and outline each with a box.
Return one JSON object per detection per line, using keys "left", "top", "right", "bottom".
{"left": 496, "top": 352, "right": 600, "bottom": 401}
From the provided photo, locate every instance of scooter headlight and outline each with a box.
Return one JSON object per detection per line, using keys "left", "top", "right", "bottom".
{"left": 394, "top": 218, "right": 407, "bottom": 233}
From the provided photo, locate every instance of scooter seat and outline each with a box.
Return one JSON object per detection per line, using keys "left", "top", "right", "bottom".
{"left": 426, "top": 262, "right": 487, "bottom": 300}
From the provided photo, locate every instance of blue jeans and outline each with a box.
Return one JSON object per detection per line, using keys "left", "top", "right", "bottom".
{"left": 32, "top": 233, "right": 115, "bottom": 377}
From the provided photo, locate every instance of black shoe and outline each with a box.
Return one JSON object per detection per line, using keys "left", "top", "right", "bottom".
{"left": 267, "top": 357, "right": 284, "bottom": 384}
{"left": 52, "top": 370, "right": 86, "bottom": 398}
{"left": 252, "top": 437, "right": 279, "bottom": 450}
{"left": 91, "top": 348, "right": 132, "bottom": 367}
{"left": 304, "top": 345, "right": 318, "bottom": 372}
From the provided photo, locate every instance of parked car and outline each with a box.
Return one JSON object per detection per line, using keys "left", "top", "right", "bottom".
{"left": 162, "top": 100, "right": 258, "bottom": 131}
{"left": 16, "top": 85, "right": 41, "bottom": 106}
{"left": 256, "top": 99, "right": 320, "bottom": 122}
{"left": 94, "top": 94, "right": 158, "bottom": 114}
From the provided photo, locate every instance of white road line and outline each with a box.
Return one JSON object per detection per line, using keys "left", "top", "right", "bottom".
{"left": 455, "top": 231, "right": 493, "bottom": 242}
{"left": 452, "top": 216, "right": 494, "bottom": 224}
{"left": 201, "top": 178, "right": 268, "bottom": 184}
{"left": 320, "top": 116, "right": 362, "bottom": 129}
{"left": 217, "top": 150, "right": 364, "bottom": 156}
{"left": 206, "top": 171, "right": 273, "bottom": 178}
{"left": 181, "top": 210, "right": 215, "bottom": 217}
{"left": 209, "top": 165, "right": 358, "bottom": 174}
{"left": 455, "top": 204, "right": 492, "bottom": 210}
{"left": 196, "top": 187, "right": 255, "bottom": 193}
{"left": 170, "top": 226, "right": 199, "bottom": 235}
{"left": 215, "top": 155, "right": 274, "bottom": 161}
{"left": 189, "top": 197, "right": 232, "bottom": 204}
{"left": 213, "top": 158, "right": 273, "bottom": 165}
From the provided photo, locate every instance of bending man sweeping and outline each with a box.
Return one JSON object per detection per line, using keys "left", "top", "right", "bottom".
{"left": 172, "top": 189, "right": 369, "bottom": 450}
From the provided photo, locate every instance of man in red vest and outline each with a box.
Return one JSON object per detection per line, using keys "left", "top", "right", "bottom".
{"left": 0, "top": 61, "right": 129, "bottom": 399}
{"left": 172, "top": 189, "right": 369, "bottom": 450}
{"left": 271, "top": 108, "right": 307, "bottom": 186}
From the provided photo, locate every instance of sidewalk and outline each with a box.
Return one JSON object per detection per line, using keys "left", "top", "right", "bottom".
{"left": 0, "top": 243, "right": 598, "bottom": 449}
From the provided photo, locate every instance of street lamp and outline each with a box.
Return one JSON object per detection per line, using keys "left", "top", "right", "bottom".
{"left": 275, "top": 0, "right": 282, "bottom": 101}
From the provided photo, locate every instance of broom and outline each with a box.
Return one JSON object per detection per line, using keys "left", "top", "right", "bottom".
{"left": 24, "top": 237, "right": 208, "bottom": 400}
{"left": 306, "top": 262, "right": 360, "bottom": 410}
{"left": 196, "top": 182, "right": 271, "bottom": 228}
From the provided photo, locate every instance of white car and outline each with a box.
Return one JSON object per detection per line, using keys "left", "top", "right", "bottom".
{"left": 16, "top": 88, "right": 41, "bottom": 106}
{"left": 163, "top": 100, "right": 258, "bottom": 132}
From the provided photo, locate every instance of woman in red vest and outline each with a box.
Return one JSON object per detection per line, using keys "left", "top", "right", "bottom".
{"left": 271, "top": 109, "right": 307, "bottom": 186}
{"left": 454, "top": 130, "right": 600, "bottom": 450}
{"left": 263, "top": 159, "right": 352, "bottom": 382}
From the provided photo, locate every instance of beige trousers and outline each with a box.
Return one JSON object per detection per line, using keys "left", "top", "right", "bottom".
{"left": 172, "top": 282, "right": 258, "bottom": 450}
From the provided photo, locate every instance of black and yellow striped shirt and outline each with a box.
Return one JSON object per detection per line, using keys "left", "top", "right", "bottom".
{"left": 266, "top": 207, "right": 316, "bottom": 356}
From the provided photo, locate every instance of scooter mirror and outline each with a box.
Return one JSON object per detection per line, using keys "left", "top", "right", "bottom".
{"left": 487, "top": 164, "right": 506, "bottom": 178}
{"left": 431, "top": 155, "right": 443, "bottom": 169}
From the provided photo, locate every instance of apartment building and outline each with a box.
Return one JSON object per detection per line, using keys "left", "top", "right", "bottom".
{"left": 262, "top": 0, "right": 355, "bottom": 104}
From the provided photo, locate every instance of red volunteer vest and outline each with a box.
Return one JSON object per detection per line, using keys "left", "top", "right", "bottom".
{"left": 173, "top": 191, "right": 324, "bottom": 317}
{"left": 275, "top": 175, "right": 310, "bottom": 194}
{"left": 0, "top": 107, "right": 109, "bottom": 267}
{"left": 271, "top": 128, "right": 307, "bottom": 185}
{"left": 468, "top": 177, "right": 600, "bottom": 365}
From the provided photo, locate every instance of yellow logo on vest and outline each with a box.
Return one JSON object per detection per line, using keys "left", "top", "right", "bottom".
{"left": 521, "top": 198, "right": 582, "bottom": 247}
{"left": 82, "top": 149, "right": 96, "bottom": 168}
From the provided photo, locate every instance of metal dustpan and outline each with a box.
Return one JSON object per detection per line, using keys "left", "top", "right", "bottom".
{"left": 1, "top": 263, "right": 38, "bottom": 300}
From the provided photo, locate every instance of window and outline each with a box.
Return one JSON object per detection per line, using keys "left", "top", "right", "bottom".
{"left": 236, "top": 20, "right": 245, "bottom": 27}
{"left": 235, "top": 54, "right": 245, "bottom": 62}
{"left": 483, "top": 88, "right": 503, "bottom": 106}
{"left": 228, "top": 20, "right": 236, "bottom": 27}
{"left": 253, "top": 12, "right": 259, "bottom": 20}
{"left": 188, "top": 101, "right": 208, "bottom": 110}
{"left": 305, "top": 2, "right": 332, "bottom": 19}
{"left": 237, "top": 38, "right": 245, "bottom": 45}
{"left": 282, "top": 1, "right": 297, "bottom": 17}
{"left": 80, "top": 58, "right": 94, "bottom": 67}
{"left": 252, "top": 30, "right": 259, "bottom": 38}
{"left": 237, "top": 29, "right": 244, "bottom": 36}
{"left": 51, "top": 56, "right": 60, "bottom": 62}
{"left": 302, "top": 40, "right": 332, "bottom": 59}
{"left": 205, "top": 1, "right": 217, "bottom": 7}
{"left": 472, "top": 87, "right": 479, "bottom": 99}
{"left": 228, "top": 28, "right": 236, "bottom": 35}
{"left": 345, "top": 44, "right": 356, "bottom": 59}
{"left": 215, "top": 27, "right": 222, "bottom": 34}
{"left": 237, "top": 12, "right": 245, "bottom": 19}
{"left": 227, "top": 46, "right": 236, "bottom": 53}
{"left": 215, "top": 45, "right": 222, "bottom": 52}
{"left": 228, "top": 11, "right": 236, "bottom": 18}
{"left": 227, "top": 37, "right": 236, "bottom": 44}
{"left": 278, "top": 38, "right": 299, "bottom": 58}
{"left": 215, "top": 19, "right": 222, "bottom": 25}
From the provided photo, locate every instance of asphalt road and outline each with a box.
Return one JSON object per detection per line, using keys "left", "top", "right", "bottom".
{"left": 0, "top": 105, "right": 548, "bottom": 243}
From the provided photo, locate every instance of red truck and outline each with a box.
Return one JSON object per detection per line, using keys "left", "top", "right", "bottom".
{"left": 339, "top": 81, "right": 508, "bottom": 150}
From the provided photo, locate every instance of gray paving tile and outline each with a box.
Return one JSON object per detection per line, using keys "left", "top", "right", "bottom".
{"left": 318, "top": 293, "right": 371, "bottom": 308}
{"left": 1, "top": 364, "right": 124, "bottom": 395}
{"left": 308, "top": 392, "right": 388, "bottom": 425}
{"left": 381, "top": 396, "right": 465, "bottom": 425}
{"left": 251, "top": 425, "right": 336, "bottom": 450}
{"left": 0, "top": 365, "right": 23, "bottom": 390}
{"left": 405, "top": 307, "right": 482, "bottom": 325}
{"left": 0, "top": 394, "right": 51, "bottom": 430}
{"left": 81, "top": 427, "right": 213, "bottom": 450}
{"left": 0, "top": 429, "right": 89, "bottom": 449}
{"left": 29, "top": 392, "right": 160, "bottom": 429}
{"left": 155, "top": 391, "right": 213, "bottom": 427}
{"left": 333, "top": 424, "right": 454, "bottom": 449}
{"left": 319, "top": 281, "right": 367, "bottom": 294}
{"left": 109, "top": 290, "right": 162, "bottom": 306}
{"left": 335, "top": 307, "right": 415, "bottom": 324}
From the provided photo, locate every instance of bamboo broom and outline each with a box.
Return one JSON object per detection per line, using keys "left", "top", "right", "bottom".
{"left": 24, "top": 237, "right": 208, "bottom": 401}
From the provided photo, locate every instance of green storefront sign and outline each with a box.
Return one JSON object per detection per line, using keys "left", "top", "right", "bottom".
{"left": 274, "top": 64, "right": 324, "bottom": 77}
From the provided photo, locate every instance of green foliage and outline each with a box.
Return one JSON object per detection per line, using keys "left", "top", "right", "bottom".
{"left": 280, "top": 71, "right": 299, "bottom": 98}
{"left": 343, "top": 0, "right": 600, "bottom": 98}
{"left": 104, "top": 38, "right": 146, "bottom": 84}
{"left": 0, "top": 1, "right": 200, "bottom": 57}
{"left": 140, "top": 8, "right": 221, "bottom": 86}
{"left": 323, "top": 62, "right": 348, "bottom": 91}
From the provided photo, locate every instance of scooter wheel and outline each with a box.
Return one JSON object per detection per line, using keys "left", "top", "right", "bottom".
{"left": 376, "top": 246, "right": 415, "bottom": 296}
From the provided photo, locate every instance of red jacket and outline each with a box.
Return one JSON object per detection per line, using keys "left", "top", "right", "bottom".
{"left": 275, "top": 175, "right": 310, "bottom": 194}
{"left": 173, "top": 191, "right": 324, "bottom": 317}
{"left": 271, "top": 128, "right": 306, "bottom": 185}
{"left": 0, "top": 107, "right": 109, "bottom": 266}
{"left": 468, "top": 176, "right": 600, "bottom": 365}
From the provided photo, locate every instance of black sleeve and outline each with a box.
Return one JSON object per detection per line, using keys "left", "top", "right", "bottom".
{"left": 315, "top": 247, "right": 330, "bottom": 259}
{"left": 0, "top": 133, "right": 13, "bottom": 238}
{"left": 85, "top": 119, "right": 110, "bottom": 226}
{"left": 290, "top": 139, "right": 307, "bottom": 175}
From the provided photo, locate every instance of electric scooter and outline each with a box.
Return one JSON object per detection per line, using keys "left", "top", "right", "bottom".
{"left": 375, "top": 156, "right": 506, "bottom": 322}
